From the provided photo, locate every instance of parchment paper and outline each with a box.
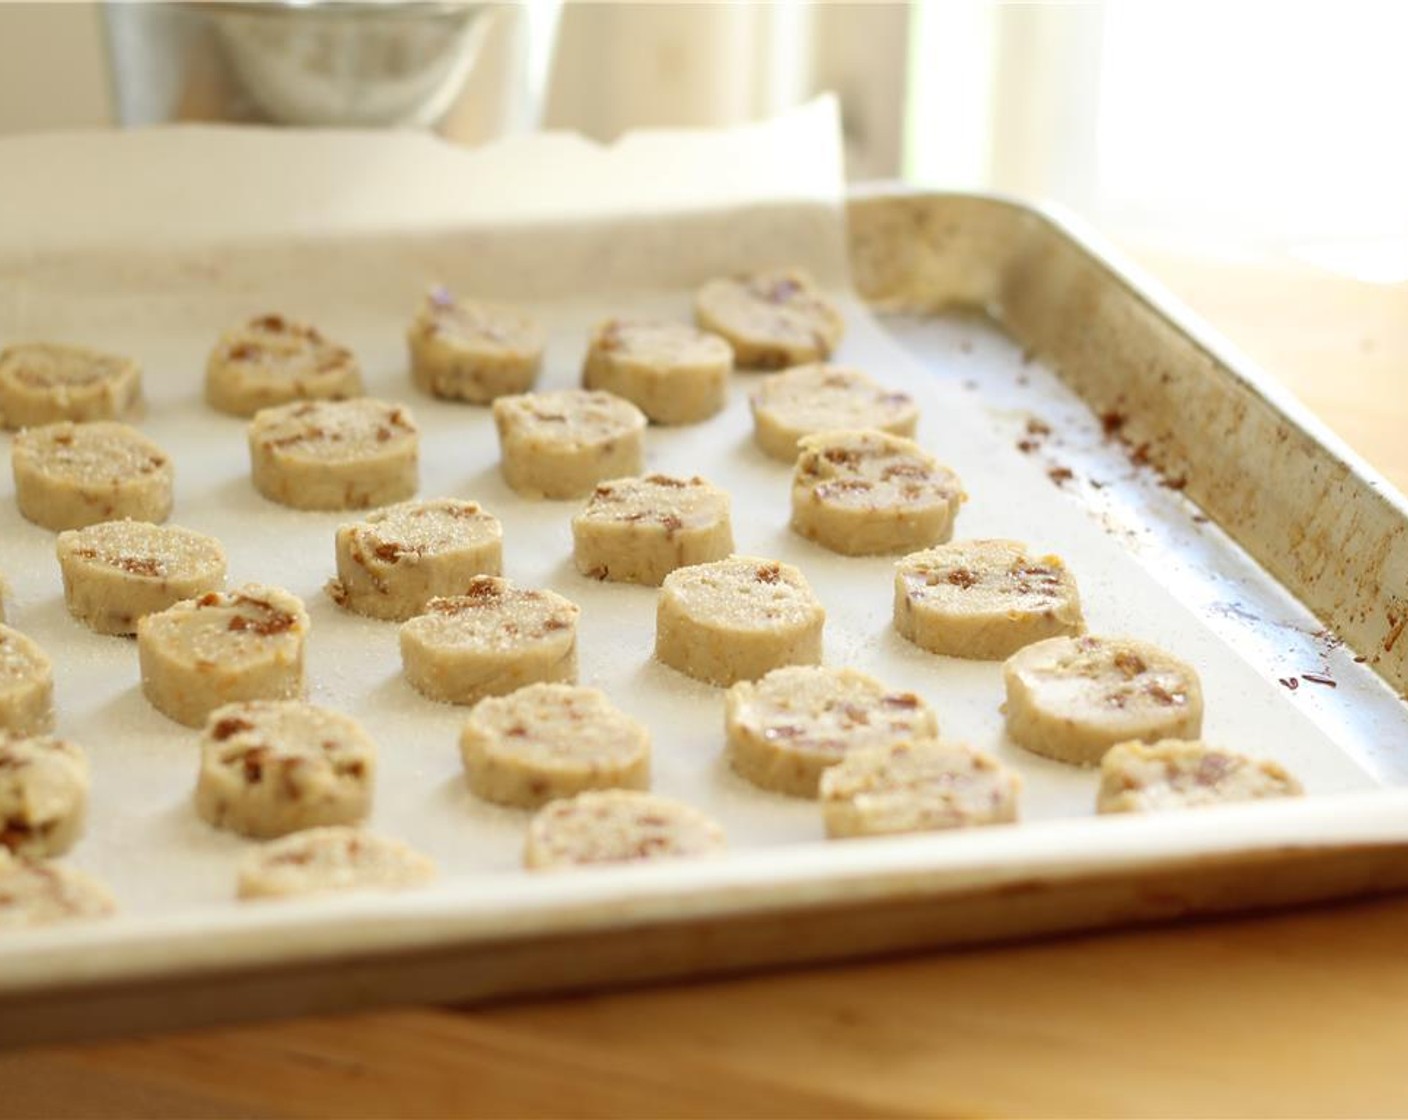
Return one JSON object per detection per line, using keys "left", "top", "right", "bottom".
{"left": 0, "top": 99, "right": 1373, "bottom": 930}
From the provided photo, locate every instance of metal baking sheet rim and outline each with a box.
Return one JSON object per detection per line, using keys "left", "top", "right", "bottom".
{"left": 4, "top": 788, "right": 1408, "bottom": 1008}
{"left": 847, "top": 185, "right": 1408, "bottom": 697}
{"left": 3, "top": 186, "right": 1408, "bottom": 1033}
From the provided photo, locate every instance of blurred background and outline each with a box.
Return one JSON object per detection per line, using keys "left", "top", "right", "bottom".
{"left": 1, "top": 0, "right": 1404, "bottom": 281}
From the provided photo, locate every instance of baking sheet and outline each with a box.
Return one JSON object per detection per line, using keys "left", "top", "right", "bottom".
{"left": 0, "top": 105, "right": 1381, "bottom": 949}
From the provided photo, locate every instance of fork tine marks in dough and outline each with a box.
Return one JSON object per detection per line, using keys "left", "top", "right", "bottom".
{"left": 655, "top": 556, "right": 825, "bottom": 687}
{"left": 791, "top": 430, "right": 965, "bottom": 556}
{"left": 0, "top": 342, "right": 143, "bottom": 430}
{"left": 460, "top": 683, "right": 650, "bottom": 809}
{"left": 11, "top": 421, "right": 173, "bottom": 532}
{"left": 894, "top": 539, "right": 1084, "bottom": 660}
{"left": 56, "top": 520, "right": 227, "bottom": 636}
{"left": 0, "top": 625, "right": 54, "bottom": 737}
{"left": 205, "top": 313, "right": 363, "bottom": 417}
{"left": 137, "top": 584, "right": 309, "bottom": 728}
{"left": 399, "top": 577, "right": 580, "bottom": 706}
{"left": 524, "top": 790, "right": 726, "bottom": 870}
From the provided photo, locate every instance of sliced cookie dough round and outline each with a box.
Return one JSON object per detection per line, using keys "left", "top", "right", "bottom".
{"left": 572, "top": 474, "right": 733, "bottom": 586}
{"left": 524, "top": 790, "right": 726, "bottom": 871}
{"left": 138, "top": 584, "right": 309, "bottom": 728}
{"left": 895, "top": 539, "right": 1084, "bottom": 660}
{"left": 407, "top": 287, "right": 544, "bottom": 403}
{"left": 327, "top": 498, "right": 503, "bottom": 622}
{"left": 792, "top": 430, "right": 965, "bottom": 556}
{"left": 750, "top": 364, "right": 917, "bottom": 463}
{"left": 820, "top": 738, "right": 1022, "bottom": 839}
{"left": 0, "top": 625, "right": 54, "bottom": 737}
{"left": 0, "top": 850, "right": 115, "bottom": 929}
{"left": 206, "top": 313, "right": 362, "bottom": 418}
{"left": 248, "top": 397, "right": 419, "bottom": 511}
{"left": 694, "top": 268, "right": 843, "bottom": 370}
{"left": 237, "top": 826, "right": 436, "bottom": 900}
{"left": 725, "top": 666, "right": 937, "bottom": 798}
{"left": 461, "top": 683, "right": 650, "bottom": 809}
{"left": 195, "top": 700, "right": 376, "bottom": 839}
{"left": 0, "top": 342, "right": 142, "bottom": 430}
{"left": 582, "top": 319, "right": 732, "bottom": 425}
{"left": 57, "top": 520, "right": 227, "bottom": 637}
{"left": 0, "top": 732, "right": 88, "bottom": 858}
{"left": 1097, "top": 739, "right": 1302, "bottom": 814}
{"left": 656, "top": 556, "right": 824, "bottom": 687}
{"left": 400, "top": 577, "right": 579, "bottom": 706}
{"left": 12, "top": 421, "right": 172, "bottom": 532}
{"left": 492, "top": 389, "right": 646, "bottom": 500}
{"left": 1003, "top": 635, "right": 1204, "bottom": 766}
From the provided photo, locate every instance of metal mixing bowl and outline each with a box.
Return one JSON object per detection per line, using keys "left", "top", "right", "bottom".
{"left": 207, "top": 1, "right": 498, "bottom": 128}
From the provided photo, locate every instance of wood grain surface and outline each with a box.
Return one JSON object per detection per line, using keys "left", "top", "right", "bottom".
{"left": 3, "top": 247, "right": 1406, "bottom": 1118}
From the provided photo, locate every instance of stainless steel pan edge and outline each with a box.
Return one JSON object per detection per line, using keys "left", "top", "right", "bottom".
{"left": 846, "top": 186, "right": 1408, "bottom": 696}
{"left": 5, "top": 788, "right": 1408, "bottom": 1046}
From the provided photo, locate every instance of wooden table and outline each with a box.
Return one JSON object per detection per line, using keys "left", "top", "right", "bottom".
{"left": 3, "top": 248, "right": 1406, "bottom": 1119}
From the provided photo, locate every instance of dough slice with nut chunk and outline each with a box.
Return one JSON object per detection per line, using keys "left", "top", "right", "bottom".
{"left": 400, "top": 577, "right": 579, "bottom": 705}
{"left": 1003, "top": 635, "right": 1204, "bottom": 766}
{"left": 248, "top": 397, "right": 419, "bottom": 511}
{"left": 0, "top": 625, "right": 53, "bottom": 736}
{"left": 57, "top": 520, "right": 226, "bottom": 636}
{"left": 750, "top": 364, "right": 917, "bottom": 463}
{"left": 0, "top": 731, "right": 88, "bottom": 858}
{"left": 0, "top": 849, "right": 114, "bottom": 929}
{"left": 573, "top": 474, "right": 733, "bottom": 586}
{"left": 656, "top": 556, "right": 824, "bottom": 686}
{"left": 725, "top": 666, "right": 938, "bottom": 798}
{"left": 206, "top": 313, "right": 363, "bottom": 417}
{"left": 137, "top": 584, "right": 309, "bottom": 728}
{"left": 1098, "top": 739, "right": 1302, "bottom": 814}
{"left": 238, "top": 826, "right": 435, "bottom": 900}
{"left": 524, "top": 790, "right": 725, "bottom": 870}
{"left": 492, "top": 388, "right": 645, "bottom": 500}
{"left": 12, "top": 421, "right": 172, "bottom": 532}
{"left": 407, "top": 287, "right": 544, "bottom": 403}
{"left": 0, "top": 342, "right": 142, "bottom": 430}
{"left": 582, "top": 318, "right": 732, "bottom": 425}
{"left": 694, "top": 268, "right": 843, "bottom": 369}
{"left": 895, "top": 539, "right": 1084, "bottom": 660}
{"left": 820, "top": 738, "right": 1022, "bottom": 839}
{"left": 460, "top": 683, "right": 650, "bottom": 809}
{"left": 196, "top": 700, "right": 376, "bottom": 839}
{"left": 792, "top": 430, "right": 965, "bottom": 556}
{"left": 327, "top": 498, "right": 503, "bottom": 621}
